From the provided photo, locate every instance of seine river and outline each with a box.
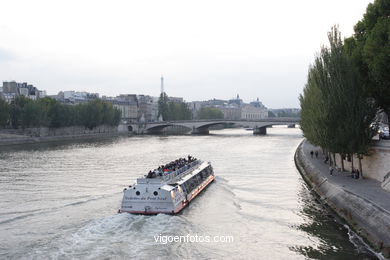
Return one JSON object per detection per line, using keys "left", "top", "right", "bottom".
{"left": 0, "top": 128, "right": 379, "bottom": 259}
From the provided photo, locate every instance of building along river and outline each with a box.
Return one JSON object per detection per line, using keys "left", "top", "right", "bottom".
{"left": 0, "top": 127, "right": 381, "bottom": 259}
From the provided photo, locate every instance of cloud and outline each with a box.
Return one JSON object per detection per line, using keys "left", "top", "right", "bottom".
{"left": 0, "top": 0, "right": 372, "bottom": 108}
{"left": 0, "top": 48, "right": 17, "bottom": 62}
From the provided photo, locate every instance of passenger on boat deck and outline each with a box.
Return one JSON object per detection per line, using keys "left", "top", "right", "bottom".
{"left": 147, "top": 156, "right": 198, "bottom": 177}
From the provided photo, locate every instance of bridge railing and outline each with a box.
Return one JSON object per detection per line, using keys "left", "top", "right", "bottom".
{"left": 144, "top": 118, "right": 300, "bottom": 125}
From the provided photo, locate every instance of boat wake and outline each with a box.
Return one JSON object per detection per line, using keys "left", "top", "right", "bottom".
{"left": 25, "top": 213, "right": 204, "bottom": 259}
{"left": 0, "top": 193, "right": 121, "bottom": 226}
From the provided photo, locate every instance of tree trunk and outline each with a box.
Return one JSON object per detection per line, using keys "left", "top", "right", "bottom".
{"left": 358, "top": 155, "right": 363, "bottom": 179}
{"left": 341, "top": 154, "right": 344, "bottom": 171}
{"left": 333, "top": 153, "right": 336, "bottom": 167}
{"left": 351, "top": 154, "right": 354, "bottom": 172}
{"left": 328, "top": 152, "right": 332, "bottom": 166}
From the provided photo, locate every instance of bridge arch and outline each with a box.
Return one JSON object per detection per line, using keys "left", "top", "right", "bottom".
{"left": 146, "top": 124, "right": 193, "bottom": 134}
{"left": 191, "top": 122, "right": 240, "bottom": 134}
{"left": 146, "top": 124, "right": 174, "bottom": 134}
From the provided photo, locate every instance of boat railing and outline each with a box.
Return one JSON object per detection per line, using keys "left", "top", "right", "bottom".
{"left": 162, "top": 160, "right": 201, "bottom": 182}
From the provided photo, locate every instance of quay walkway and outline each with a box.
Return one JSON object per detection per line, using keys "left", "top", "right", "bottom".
{"left": 296, "top": 140, "right": 390, "bottom": 257}
{"left": 302, "top": 141, "right": 390, "bottom": 212}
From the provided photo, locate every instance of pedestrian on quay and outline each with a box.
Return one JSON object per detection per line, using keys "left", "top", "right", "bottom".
{"left": 324, "top": 155, "right": 329, "bottom": 164}
{"left": 356, "top": 168, "right": 360, "bottom": 179}
{"left": 329, "top": 166, "right": 334, "bottom": 175}
{"left": 315, "top": 151, "right": 318, "bottom": 158}
{"left": 310, "top": 150, "right": 314, "bottom": 158}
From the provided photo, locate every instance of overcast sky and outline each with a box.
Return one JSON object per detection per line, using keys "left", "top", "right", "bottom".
{"left": 0, "top": 0, "right": 373, "bottom": 108}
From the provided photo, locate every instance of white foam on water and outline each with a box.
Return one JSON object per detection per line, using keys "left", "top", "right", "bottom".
{"left": 345, "top": 224, "right": 385, "bottom": 260}
{"left": 26, "top": 213, "right": 199, "bottom": 260}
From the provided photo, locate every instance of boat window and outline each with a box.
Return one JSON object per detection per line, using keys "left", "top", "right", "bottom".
{"left": 201, "top": 168, "right": 210, "bottom": 177}
{"left": 136, "top": 191, "right": 140, "bottom": 196}
{"left": 153, "top": 191, "right": 158, "bottom": 196}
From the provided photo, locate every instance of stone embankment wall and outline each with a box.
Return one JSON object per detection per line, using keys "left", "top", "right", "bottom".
{"left": 331, "top": 141, "right": 390, "bottom": 192}
{"left": 21, "top": 125, "right": 117, "bottom": 137}
{"left": 295, "top": 140, "right": 390, "bottom": 258}
{"left": 0, "top": 125, "right": 120, "bottom": 146}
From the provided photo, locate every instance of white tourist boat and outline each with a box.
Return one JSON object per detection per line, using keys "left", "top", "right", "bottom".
{"left": 119, "top": 156, "right": 215, "bottom": 214}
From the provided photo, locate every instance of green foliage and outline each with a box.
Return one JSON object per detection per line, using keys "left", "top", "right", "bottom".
{"left": 4, "top": 97, "right": 120, "bottom": 129}
{"left": 276, "top": 110, "right": 301, "bottom": 118}
{"left": 158, "top": 92, "right": 192, "bottom": 121}
{"left": 79, "top": 100, "right": 103, "bottom": 129}
{"left": 10, "top": 96, "right": 31, "bottom": 129}
{"left": 102, "top": 101, "right": 121, "bottom": 126}
{"left": 158, "top": 92, "right": 169, "bottom": 120}
{"left": 0, "top": 98, "right": 10, "bottom": 127}
{"left": 300, "top": 26, "right": 377, "bottom": 155}
{"left": 345, "top": 0, "right": 390, "bottom": 114}
{"left": 198, "top": 107, "right": 224, "bottom": 119}
{"left": 166, "top": 102, "right": 192, "bottom": 120}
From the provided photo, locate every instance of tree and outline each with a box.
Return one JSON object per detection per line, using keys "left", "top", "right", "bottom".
{"left": 158, "top": 92, "right": 169, "bottom": 121}
{"left": 300, "top": 26, "right": 377, "bottom": 174}
{"left": 299, "top": 61, "right": 329, "bottom": 149}
{"left": 21, "top": 101, "right": 44, "bottom": 127}
{"left": 344, "top": 0, "right": 390, "bottom": 116}
{"left": 101, "top": 101, "right": 121, "bottom": 126}
{"left": 166, "top": 102, "right": 192, "bottom": 120}
{"left": 49, "top": 102, "right": 67, "bottom": 128}
{"left": 198, "top": 107, "right": 224, "bottom": 119}
{"left": 5, "top": 97, "right": 121, "bottom": 129}
{"left": 112, "top": 107, "right": 121, "bottom": 126}
{"left": 35, "top": 97, "right": 55, "bottom": 126}
{"left": 158, "top": 93, "right": 192, "bottom": 121}
{"left": 10, "top": 96, "right": 30, "bottom": 129}
{"left": 0, "top": 98, "right": 10, "bottom": 127}
{"left": 78, "top": 100, "right": 104, "bottom": 129}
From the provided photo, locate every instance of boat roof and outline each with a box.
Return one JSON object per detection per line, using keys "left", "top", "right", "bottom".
{"left": 160, "top": 185, "right": 175, "bottom": 191}
{"left": 176, "top": 161, "right": 209, "bottom": 185}
{"left": 136, "top": 160, "right": 206, "bottom": 185}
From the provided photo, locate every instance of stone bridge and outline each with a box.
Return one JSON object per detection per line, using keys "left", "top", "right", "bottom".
{"left": 123, "top": 118, "right": 300, "bottom": 135}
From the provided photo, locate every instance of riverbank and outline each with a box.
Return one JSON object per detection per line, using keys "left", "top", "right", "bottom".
{"left": 0, "top": 132, "right": 125, "bottom": 146}
{"left": 295, "top": 139, "right": 390, "bottom": 258}
{"left": 0, "top": 125, "right": 126, "bottom": 146}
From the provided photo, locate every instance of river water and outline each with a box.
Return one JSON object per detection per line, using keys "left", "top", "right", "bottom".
{"left": 0, "top": 128, "right": 379, "bottom": 259}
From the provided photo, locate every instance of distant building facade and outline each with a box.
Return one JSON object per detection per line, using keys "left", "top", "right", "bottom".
{"left": 241, "top": 104, "right": 268, "bottom": 120}
{"left": 56, "top": 90, "right": 99, "bottom": 104}
{"left": 102, "top": 94, "right": 159, "bottom": 123}
{"left": 190, "top": 95, "right": 268, "bottom": 120}
{"left": 169, "top": 96, "right": 184, "bottom": 103}
{"left": 111, "top": 94, "right": 139, "bottom": 122}
{"left": 1, "top": 81, "right": 43, "bottom": 102}
{"left": 188, "top": 101, "right": 204, "bottom": 119}
{"left": 137, "top": 95, "right": 154, "bottom": 122}
{"left": 219, "top": 106, "right": 241, "bottom": 120}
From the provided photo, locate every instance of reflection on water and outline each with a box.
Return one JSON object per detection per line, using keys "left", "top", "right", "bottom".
{"left": 0, "top": 128, "right": 379, "bottom": 259}
{"left": 291, "top": 184, "right": 377, "bottom": 260}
